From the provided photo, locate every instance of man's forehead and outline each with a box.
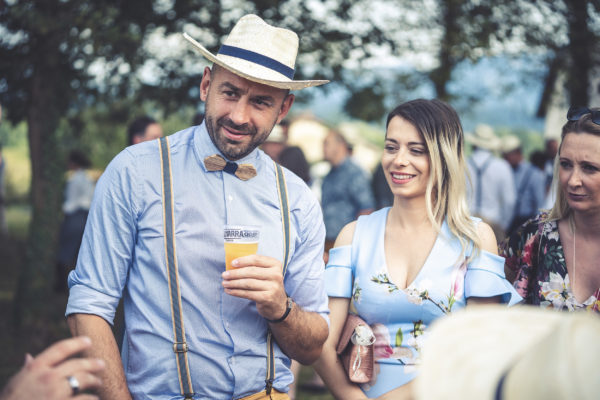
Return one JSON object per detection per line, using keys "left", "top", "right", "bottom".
{"left": 213, "top": 66, "right": 289, "bottom": 97}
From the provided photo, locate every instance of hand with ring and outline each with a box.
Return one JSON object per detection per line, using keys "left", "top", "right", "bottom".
{"left": 0, "top": 336, "right": 105, "bottom": 400}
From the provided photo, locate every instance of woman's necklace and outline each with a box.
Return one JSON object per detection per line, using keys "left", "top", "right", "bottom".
{"left": 572, "top": 221, "right": 576, "bottom": 293}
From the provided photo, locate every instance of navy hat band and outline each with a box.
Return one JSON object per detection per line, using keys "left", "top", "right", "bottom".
{"left": 218, "top": 44, "right": 295, "bottom": 80}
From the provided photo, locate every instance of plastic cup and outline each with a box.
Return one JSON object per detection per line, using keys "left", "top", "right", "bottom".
{"left": 224, "top": 225, "right": 260, "bottom": 270}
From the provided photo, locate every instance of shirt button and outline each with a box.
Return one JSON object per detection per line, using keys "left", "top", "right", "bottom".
{"left": 228, "top": 195, "right": 233, "bottom": 202}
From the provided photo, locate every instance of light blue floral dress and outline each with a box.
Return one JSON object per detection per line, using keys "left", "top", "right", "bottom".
{"left": 324, "top": 208, "right": 522, "bottom": 398}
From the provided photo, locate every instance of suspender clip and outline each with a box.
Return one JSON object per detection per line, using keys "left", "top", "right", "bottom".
{"left": 265, "top": 378, "right": 274, "bottom": 395}
{"left": 173, "top": 341, "right": 189, "bottom": 353}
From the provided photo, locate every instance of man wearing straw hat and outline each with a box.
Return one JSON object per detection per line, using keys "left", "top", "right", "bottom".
{"left": 501, "top": 135, "right": 546, "bottom": 235}
{"left": 66, "top": 15, "right": 329, "bottom": 400}
{"left": 466, "top": 124, "right": 516, "bottom": 241}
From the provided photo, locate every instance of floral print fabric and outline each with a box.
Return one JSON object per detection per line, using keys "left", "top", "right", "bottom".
{"left": 500, "top": 212, "right": 600, "bottom": 312}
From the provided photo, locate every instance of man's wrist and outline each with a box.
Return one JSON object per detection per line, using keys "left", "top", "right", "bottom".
{"left": 266, "top": 296, "right": 294, "bottom": 323}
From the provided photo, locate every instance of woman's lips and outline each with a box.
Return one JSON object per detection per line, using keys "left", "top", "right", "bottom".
{"left": 390, "top": 172, "right": 415, "bottom": 184}
{"left": 568, "top": 192, "right": 587, "bottom": 201}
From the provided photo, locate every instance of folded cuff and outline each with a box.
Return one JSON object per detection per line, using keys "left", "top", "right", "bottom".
{"left": 65, "top": 282, "right": 121, "bottom": 325}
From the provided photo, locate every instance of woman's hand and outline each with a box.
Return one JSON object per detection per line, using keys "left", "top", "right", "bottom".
{"left": 0, "top": 336, "right": 105, "bottom": 400}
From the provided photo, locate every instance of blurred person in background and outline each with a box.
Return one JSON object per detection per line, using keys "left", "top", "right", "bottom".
{"left": 55, "top": 150, "right": 95, "bottom": 293}
{"left": 372, "top": 162, "right": 394, "bottom": 210}
{"left": 529, "top": 149, "right": 547, "bottom": 172}
{"left": 192, "top": 112, "right": 204, "bottom": 126}
{"left": 321, "top": 129, "right": 374, "bottom": 258}
{"left": 261, "top": 120, "right": 311, "bottom": 184}
{"left": 127, "top": 116, "right": 163, "bottom": 146}
{"left": 314, "top": 99, "right": 520, "bottom": 399}
{"left": 544, "top": 135, "right": 559, "bottom": 190}
{"left": 542, "top": 133, "right": 560, "bottom": 209}
{"left": 501, "top": 106, "right": 600, "bottom": 313}
{"left": 501, "top": 135, "right": 546, "bottom": 235}
{"left": 466, "top": 124, "right": 516, "bottom": 242}
{"left": 0, "top": 337, "right": 105, "bottom": 400}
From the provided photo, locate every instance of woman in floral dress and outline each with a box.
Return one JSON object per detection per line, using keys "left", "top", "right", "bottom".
{"left": 313, "top": 99, "right": 521, "bottom": 400}
{"left": 501, "top": 106, "right": 600, "bottom": 313}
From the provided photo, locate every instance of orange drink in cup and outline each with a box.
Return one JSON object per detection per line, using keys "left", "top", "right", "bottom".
{"left": 224, "top": 225, "right": 260, "bottom": 270}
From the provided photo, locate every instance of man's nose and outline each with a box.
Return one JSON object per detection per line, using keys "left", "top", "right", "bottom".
{"left": 230, "top": 100, "right": 250, "bottom": 125}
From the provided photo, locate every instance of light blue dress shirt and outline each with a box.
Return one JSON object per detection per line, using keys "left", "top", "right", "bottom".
{"left": 466, "top": 149, "right": 516, "bottom": 231}
{"left": 66, "top": 123, "right": 329, "bottom": 399}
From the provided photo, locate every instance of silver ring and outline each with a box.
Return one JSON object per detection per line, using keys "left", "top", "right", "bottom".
{"left": 67, "top": 375, "right": 80, "bottom": 396}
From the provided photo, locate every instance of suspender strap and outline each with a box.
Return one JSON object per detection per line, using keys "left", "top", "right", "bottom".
{"left": 265, "top": 162, "right": 291, "bottom": 395}
{"left": 469, "top": 155, "right": 494, "bottom": 211}
{"left": 158, "top": 137, "right": 195, "bottom": 399}
{"left": 514, "top": 163, "right": 534, "bottom": 216}
{"left": 275, "top": 163, "right": 291, "bottom": 277}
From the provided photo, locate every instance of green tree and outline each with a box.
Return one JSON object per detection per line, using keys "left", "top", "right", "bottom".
{"left": 0, "top": 0, "right": 164, "bottom": 326}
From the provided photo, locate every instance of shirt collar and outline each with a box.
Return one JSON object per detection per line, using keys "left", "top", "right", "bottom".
{"left": 194, "top": 121, "right": 260, "bottom": 173}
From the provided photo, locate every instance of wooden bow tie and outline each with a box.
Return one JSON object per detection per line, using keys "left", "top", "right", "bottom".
{"left": 204, "top": 154, "right": 257, "bottom": 181}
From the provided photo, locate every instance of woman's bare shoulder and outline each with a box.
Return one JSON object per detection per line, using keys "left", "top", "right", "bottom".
{"left": 334, "top": 221, "right": 357, "bottom": 248}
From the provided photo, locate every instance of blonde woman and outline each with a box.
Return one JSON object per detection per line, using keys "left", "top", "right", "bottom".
{"left": 313, "top": 99, "right": 521, "bottom": 399}
{"left": 501, "top": 106, "right": 600, "bottom": 312}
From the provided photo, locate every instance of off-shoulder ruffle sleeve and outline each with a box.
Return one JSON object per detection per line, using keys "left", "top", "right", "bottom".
{"left": 465, "top": 250, "right": 523, "bottom": 306}
{"left": 324, "top": 245, "right": 353, "bottom": 298}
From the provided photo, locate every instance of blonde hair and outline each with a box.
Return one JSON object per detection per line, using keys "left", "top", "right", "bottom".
{"left": 546, "top": 107, "right": 600, "bottom": 222}
{"left": 386, "top": 99, "right": 481, "bottom": 259}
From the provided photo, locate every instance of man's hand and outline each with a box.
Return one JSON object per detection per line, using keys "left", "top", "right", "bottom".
{"left": 221, "top": 254, "right": 288, "bottom": 321}
{"left": 221, "top": 254, "right": 328, "bottom": 364}
{"left": 0, "top": 336, "right": 105, "bottom": 400}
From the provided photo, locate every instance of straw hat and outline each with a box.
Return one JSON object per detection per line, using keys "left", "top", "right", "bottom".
{"left": 415, "top": 306, "right": 600, "bottom": 400}
{"left": 183, "top": 14, "right": 329, "bottom": 90}
{"left": 466, "top": 124, "right": 500, "bottom": 151}
{"left": 501, "top": 135, "right": 522, "bottom": 154}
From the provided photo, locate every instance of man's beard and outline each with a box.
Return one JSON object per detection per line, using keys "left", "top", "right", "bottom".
{"left": 205, "top": 115, "right": 275, "bottom": 161}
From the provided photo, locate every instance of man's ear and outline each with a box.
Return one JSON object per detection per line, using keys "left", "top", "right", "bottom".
{"left": 276, "top": 93, "right": 295, "bottom": 124}
{"left": 200, "top": 66, "right": 212, "bottom": 101}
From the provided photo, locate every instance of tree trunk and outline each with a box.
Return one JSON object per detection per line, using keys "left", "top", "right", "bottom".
{"left": 12, "top": 63, "right": 64, "bottom": 328}
{"left": 430, "top": 0, "right": 462, "bottom": 101}
{"left": 565, "top": 0, "right": 592, "bottom": 106}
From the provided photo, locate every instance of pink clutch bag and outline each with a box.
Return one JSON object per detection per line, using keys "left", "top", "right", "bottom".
{"left": 336, "top": 314, "right": 375, "bottom": 383}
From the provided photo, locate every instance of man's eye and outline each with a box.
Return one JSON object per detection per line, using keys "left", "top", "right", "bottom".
{"left": 253, "top": 99, "right": 270, "bottom": 107}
